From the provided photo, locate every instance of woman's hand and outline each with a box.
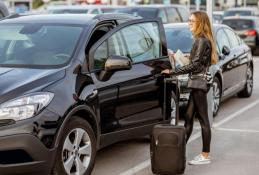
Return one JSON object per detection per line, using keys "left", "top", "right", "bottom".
{"left": 161, "top": 69, "right": 171, "bottom": 74}
{"left": 167, "top": 49, "right": 175, "bottom": 59}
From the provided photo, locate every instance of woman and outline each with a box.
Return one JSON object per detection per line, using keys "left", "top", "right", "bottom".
{"left": 162, "top": 11, "right": 217, "bottom": 165}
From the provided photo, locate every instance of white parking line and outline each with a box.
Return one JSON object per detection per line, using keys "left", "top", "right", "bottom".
{"left": 216, "top": 127, "right": 259, "bottom": 133}
{"left": 213, "top": 99, "right": 259, "bottom": 127}
{"left": 118, "top": 98, "right": 259, "bottom": 175}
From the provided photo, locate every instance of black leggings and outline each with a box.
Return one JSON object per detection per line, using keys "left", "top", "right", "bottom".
{"left": 185, "top": 89, "right": 211, "bottom": 152}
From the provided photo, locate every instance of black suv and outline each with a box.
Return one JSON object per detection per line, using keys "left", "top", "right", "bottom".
{"left": 0, "top": 14, "right": 176, "bottom": 175}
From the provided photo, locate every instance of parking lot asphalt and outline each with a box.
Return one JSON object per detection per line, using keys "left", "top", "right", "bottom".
{"left": 92, "top": 57, "right": 259, "bottom": 175}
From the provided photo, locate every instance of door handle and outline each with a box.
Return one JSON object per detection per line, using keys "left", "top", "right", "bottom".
{"left": 139, "top": 75, "right": 160, "bottom": 83}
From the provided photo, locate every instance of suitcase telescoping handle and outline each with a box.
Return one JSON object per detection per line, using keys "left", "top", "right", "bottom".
{"left": 163, "top": 76, "right": 179, "bottom": 126}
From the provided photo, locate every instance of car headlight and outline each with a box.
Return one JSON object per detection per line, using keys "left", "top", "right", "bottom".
{"left": 0, "top": 92, "right": 54, "bottom": 121}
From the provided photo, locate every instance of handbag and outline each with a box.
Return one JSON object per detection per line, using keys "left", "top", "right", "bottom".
{"left": 187, "top": 67, "right": 212, "bottom": 92}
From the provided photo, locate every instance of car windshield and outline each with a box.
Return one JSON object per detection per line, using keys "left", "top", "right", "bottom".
{"left": 0, "top": 24, "right": 83, "bottom": 67}
{"left": 213, "top": 14, "right": 223, "bottom": 21}
{"left": 165, "top": 27, "right": 193, "bottom": 53}
{"left": 222, "top": 19, "right": 254, "bottom": 30}
{"left": 116, "top": 8, "right": 158, "bottom": 18}
{"left": 224, "top": 10, "right": 252, "bottom": 17}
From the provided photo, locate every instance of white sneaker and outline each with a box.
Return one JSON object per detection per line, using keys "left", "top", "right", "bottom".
{"left": 188, "top": 154, "right": 211, "bottom": 165}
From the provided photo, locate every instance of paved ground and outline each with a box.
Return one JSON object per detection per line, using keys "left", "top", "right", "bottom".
{"left": 92, "top": 57, "right": 259, "bottom": 175}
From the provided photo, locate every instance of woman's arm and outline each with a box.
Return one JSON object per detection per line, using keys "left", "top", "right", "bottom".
{"left": 172, "top": 38, "right": 209, "bottom": 75}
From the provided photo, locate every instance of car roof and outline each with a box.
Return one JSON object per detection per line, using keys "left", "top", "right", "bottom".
{"left": 226, "top": 7, "right": 258, "bottom": 11}
{"left": 164, "top": 23, "right": 227, "bottom": 33}
{"left": 223, "top": 16, "right": 258, "bottom": 20}
{"left": 47, "top": 5, "right": 113, "bottom": 10}
{"left": 122, "top": 4, "right": 187, "bottom": 9}
{"left": 0, "top": 13, "right": 139, "bottom": 25}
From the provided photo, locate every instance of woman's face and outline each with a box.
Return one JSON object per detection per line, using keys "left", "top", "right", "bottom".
{"left": 188, "top": 14, "right": 198, "bottom": 33}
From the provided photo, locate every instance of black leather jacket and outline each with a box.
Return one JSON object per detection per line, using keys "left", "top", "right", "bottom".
{"left": 172, "top": 35, "right": 212, "bottom": 75}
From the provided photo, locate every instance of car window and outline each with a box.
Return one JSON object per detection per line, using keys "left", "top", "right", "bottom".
{"left": 222, "top": 19, "right": 254, "bottom": 30}
{"left": 158, "top": 9, "right": 167, "bottom": 23}
{"left": 117, "top": 8, "right": 158, "bottom": 19}
{"left": 216, "top": 29, "right": 231, "bottom": 53}
{"left": 91, "top": 9, "right": 99, "bottom": 14}
{"left": 101, "top": 8, "right": 118, "bottom": 13}
{"left": 166, "top": 7, "right": 181, "bottom": 23}
{"left": 94, "top": 32, "right": 125, "bottom": 70}
{"left": 224, "top": 10, "right": 252, "bottom": 17}
{"left": 224, "top": 28, "right": 240, "bottom": 47}
{"left": 213, "top": 14, "right": 223, "bottom": 21}
{"left": 94, "top": 41, "right": 108, "bottom": 69}
{"left": 176, "top": 7, "right": 189, "bottom": 22}
{"left": 165, "top": 27, "right": 193, "bottom": 53}
{"left": 0, "top": 24, "right": 83, "bottom": 67}
{"left": 236, "top": 34, "right": 243, "bottom": 45}
{"left": 93, "top": 22, "right": 161, "bottom": 68}
{"left": 255, "top": 20, "right": 259, "bottom": 28}
{"left": 121, "top": 22, "right": 161, "bottom": 63}
{"left": 0, "top": 12, "right": 4, "bottom": 19}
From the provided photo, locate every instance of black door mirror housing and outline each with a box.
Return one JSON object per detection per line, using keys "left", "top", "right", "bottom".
{"left": 222, "top": 45, "right": 230, "bottom": 56}
{"left": 105, "top": 55, "right": 132, "bottom": 72}
{"left": 98, "top": 55, "right": 132, "bottom": 81}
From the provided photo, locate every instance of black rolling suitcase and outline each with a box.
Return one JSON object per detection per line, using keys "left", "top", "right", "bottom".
{"left": 150, "top": 77, "right": 186, "bottom": 175}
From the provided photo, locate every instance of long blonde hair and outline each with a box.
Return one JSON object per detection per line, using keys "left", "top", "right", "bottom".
{"left": 191, "top": 11, "right": 217, "bottom": 65}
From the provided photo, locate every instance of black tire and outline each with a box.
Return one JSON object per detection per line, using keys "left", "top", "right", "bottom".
{"left": 52, "top": 116, "right": 96, "bottom": 175}
{"left": 238, "top": 66, "right": 253, "bottom": 98}
{"left": 212, "top": 77, "right": 221, "bottom": 117}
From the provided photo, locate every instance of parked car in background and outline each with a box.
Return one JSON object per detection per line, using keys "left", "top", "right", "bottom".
{"left": 116, "top": 4, "right": 189, "bottom": 24}
{"left": 223, "top": 7, "right": 259, "bottom": 18}
{"left": 0, "top": 1, "right": 9, "bottom": 18}
{"left": 222, "top": 16, "right": 259, "bottom": 54}
{"left": 0, "top": 14, "right": 177, "bottom": 175}
{"left": 47, "top": 5, "right": 122, "bottom": 14}
{"left": 164, "top": 23, "right": 254, "bottom": 116}
{"left": 213, "top": 11, "right": 224, "bottom": 24}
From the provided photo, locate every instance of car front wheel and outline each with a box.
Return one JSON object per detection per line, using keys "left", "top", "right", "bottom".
{"left": 53, "top": 116, "right": 96, "bottom": 175}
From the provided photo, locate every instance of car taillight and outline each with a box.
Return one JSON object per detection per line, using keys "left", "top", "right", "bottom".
{"left": 244, "top": 29, "right": 257, "bottom": 36}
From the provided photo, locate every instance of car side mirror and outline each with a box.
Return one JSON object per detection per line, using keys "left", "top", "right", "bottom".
{"left": 98, "top": 55, "right": 132, "bottom": 81}
{"left": 222, "top": 45, "right": 230, "bottom": 56}
{"left": 105, "top": 55, "right": 132, "bottom": 72}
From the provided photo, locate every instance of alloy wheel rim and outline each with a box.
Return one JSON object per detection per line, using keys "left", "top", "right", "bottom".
{"left": 62, "top": 128, "right": 91, "bottom": 175}
{"left": 212, "top": 81, "right": 220, "bottom": 114}
{"left": 246, "top": 67, "right": 253, "bottom": 94}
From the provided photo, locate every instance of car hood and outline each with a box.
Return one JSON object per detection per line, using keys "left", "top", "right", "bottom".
{"left": 0, "top": 67, "right": 65, "bottom": 104}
